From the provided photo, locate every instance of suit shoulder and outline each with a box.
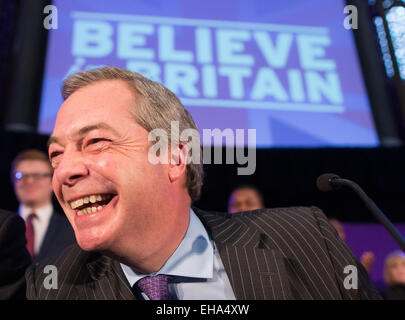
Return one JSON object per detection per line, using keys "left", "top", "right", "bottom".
{"left": 242, "top": 206, "right": 330, "bottom": 233}
{"left": 0, "top": 210, "right": 27, "bottom": 254}
{"left": 30, "top": 243, "right": 85, "bottom": 274}
{"left": 0, "top": 209, "right": 13, "bottom": 225}
{"left": 26, "top": 243, "right": 89, "bottom": 298}
{"left": 0, "top": 209, "right": 25, "bottom": 235}
{"left": 0, "top": 208, "right": 15, "bottom": 221}
{"left": 198, "top": 206, "right": 327, "bottom": 225}
{"left": 0, "top": 210, "right": 31, "bottom": 299}
{"left": 248, "top": 206, "right": 326, "bottom": 222}
{"left": 195, "top": 206, "right": 329, "bottom": 240}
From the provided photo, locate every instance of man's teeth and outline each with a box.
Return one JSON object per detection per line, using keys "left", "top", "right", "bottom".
{"left": 69, "top": 194, "right": 112, "bottom": 210}
{"left": 77, "top": 205, "right": 106, "bottom": 216}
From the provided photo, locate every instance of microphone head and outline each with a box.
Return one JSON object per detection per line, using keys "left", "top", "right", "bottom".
{"left": 316, "top": 173, "right": 341, "bottom": 192}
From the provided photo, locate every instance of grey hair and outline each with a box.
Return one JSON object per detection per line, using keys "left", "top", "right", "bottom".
{"left": 62, "top": 67, "right": 204, "bottom": 202}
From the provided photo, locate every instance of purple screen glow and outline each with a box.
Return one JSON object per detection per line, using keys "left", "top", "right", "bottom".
{"left": 39, "top": 0, "right": 379, "bottom": 147}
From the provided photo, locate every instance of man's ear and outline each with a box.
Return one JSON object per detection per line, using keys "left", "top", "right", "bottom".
{"left": 168, "top": 142, "right": 189, "bottom": 183}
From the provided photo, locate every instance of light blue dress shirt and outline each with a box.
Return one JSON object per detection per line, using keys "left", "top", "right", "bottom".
{"left": 121, "top": 209, "right": 236, "bottom": 300}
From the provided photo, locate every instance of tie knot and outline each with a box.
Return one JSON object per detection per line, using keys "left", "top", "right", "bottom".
{"left": 136, "top": 274, "right": 173, "bottom": 300}
{"left": 27, "top": 212, "right": 37, "bottom": 221}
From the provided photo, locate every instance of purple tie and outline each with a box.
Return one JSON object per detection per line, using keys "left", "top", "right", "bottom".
{"left": 136, "top": 275, "right": 173, "bottom": 300}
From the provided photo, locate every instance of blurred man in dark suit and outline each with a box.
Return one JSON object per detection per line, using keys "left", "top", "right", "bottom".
{"left": 27, "top": 67, "right": 380, "bottom": 300}
{"left": 0, "top": 209, "right": 31, "bottom": 299}
{"left": 11, "top": 149, "right": 75, "bottom": 263}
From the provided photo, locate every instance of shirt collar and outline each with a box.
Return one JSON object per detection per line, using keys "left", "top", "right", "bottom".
{"left": 19, "top": 203, "right": 53, "bottom": 222}
{"left": 121, "top": 208, "right": 214, "bottom": 286}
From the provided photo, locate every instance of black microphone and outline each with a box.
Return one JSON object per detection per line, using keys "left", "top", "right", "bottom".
{"left": 316, "top": 173, "right": 342, "bottom": 192}
{"left": 317, "top": 173, "right": 405, "bottom": 251}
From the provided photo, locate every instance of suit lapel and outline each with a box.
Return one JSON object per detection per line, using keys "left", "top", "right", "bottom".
{"left": 217, "top": 244, "right": 292, "bottom": 300}
{"left": 194, "top": 208, "right": 293, "bottom": 300}
{"left": 76, "top": 254, "right": 136, "bottom": 300}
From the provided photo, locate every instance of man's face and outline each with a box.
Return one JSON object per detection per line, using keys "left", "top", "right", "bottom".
{"left": 388, "top": 257, "right": 405, "bottom": 285}
{"left": 48, "top": 80, "right": 175, "bottom": 253}
{"left": 13, "top": 160, "right": 53, "bottom": 208}
{"left": 329, "top": 219, "right": 346, "bottom": 242}
{"left": 228, "top": 188, "right": 264, "bottom": 213}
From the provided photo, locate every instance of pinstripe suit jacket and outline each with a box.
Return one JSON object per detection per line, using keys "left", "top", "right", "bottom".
{"left": 26, "top": 206, "right": 381, "bottom": 300}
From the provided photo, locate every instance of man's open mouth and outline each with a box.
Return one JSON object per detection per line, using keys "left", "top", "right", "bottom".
{"left": 69, "top": 194, "right": 116, "bottom": 216}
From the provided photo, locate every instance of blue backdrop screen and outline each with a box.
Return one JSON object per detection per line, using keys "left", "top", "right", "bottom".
{"left": 38, "top": 0, "right": 379, "bottom": 147}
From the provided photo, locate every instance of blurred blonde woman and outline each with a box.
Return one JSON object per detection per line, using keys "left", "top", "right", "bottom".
{"left": 381, "top": 250, "right": 405, "bottom": 300}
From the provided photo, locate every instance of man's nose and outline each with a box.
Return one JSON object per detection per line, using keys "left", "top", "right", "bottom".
{"left": 55, "top": 150, "right": 88, "bottom": 186}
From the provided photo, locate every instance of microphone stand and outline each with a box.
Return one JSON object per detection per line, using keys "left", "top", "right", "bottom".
{"left": 335, "top": 178, "right": 405, "bottom": 252}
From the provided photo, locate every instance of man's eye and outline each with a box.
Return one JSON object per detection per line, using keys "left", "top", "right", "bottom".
{"left": 88, "top": 138, "right": 109, "bottom": 144}
{"left": 49, "top": 151, "right": 62, "bottom": 159}
{"left": 86, "top": 138, "right": 111, "bottom": 148}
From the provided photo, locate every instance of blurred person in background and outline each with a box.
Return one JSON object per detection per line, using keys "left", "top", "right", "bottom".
{"left": 11, "top": 149, "right": 75, "bottom": 263}
{"left": 329, "top": 218, "right": 376, "bottom": 273}
{"left": 381, "top": 250, "right": 405, "bottom": 300}
{"left": 228, "top": 185, "right": 265, "bottom": 213}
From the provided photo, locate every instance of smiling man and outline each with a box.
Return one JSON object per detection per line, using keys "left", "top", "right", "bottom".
{"left": 26, "top": 67, "right": 380, "bottom": 300}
